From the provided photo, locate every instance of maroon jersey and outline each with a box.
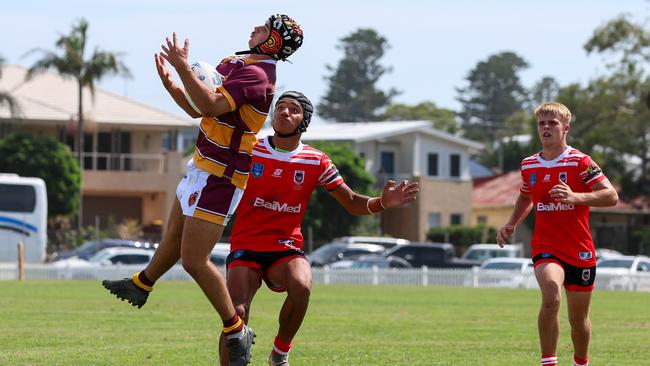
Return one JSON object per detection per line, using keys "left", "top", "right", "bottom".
{"left": 193, "top": 56, "right": 276, "bottom": 189}
{"left": 520, "top": 146, "right": 606, "bottom": 267}
{"left": 230, "top": 138, "right": 344, "bottom": 252}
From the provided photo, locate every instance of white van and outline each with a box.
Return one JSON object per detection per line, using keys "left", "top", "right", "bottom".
{"left": 461, "top": 243, "right": 524, "bottom": 263}
{"left": 0, "top": 174, "right": 47, "bottom": 263}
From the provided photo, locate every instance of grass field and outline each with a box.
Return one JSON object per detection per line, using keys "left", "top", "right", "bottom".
{"left": 0, "top": 281, "right": 648, "bottom": 365}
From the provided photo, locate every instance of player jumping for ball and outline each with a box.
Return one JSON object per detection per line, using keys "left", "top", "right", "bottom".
{"left": 102, "top": 14, "right": 303, "bottom": 366}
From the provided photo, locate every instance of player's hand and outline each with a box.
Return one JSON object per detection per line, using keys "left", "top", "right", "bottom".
{"left": 160, "top": 32, "right": 190, "bottom": 70}
{"left": 496, "top": 225, "right": 515, "bottom": 247}
{"left": 380, "top": 180, "right": 419, "bottom": 209}
{"left": 154, "top": 53, "right": 174, "bottom": 89}
{"left": 549, "top": 180, "right": 575, "bottom": 204}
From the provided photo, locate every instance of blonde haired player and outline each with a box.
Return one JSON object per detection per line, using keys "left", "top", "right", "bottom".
{"left": 497, "top": 102, "right": 618, "bottom": 366}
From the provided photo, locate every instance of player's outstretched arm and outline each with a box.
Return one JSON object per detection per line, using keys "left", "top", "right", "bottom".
{"left": 496, "top": 193, "right": 533, "bottom": 247}
{"left": 329, "top": 180, "right": 419, "bottom": 216}
{"left": 159, "top": 32, "right": 230, "bottom": 117}
{"left": 155, "top": 53, "right": 201, "bottom": 118}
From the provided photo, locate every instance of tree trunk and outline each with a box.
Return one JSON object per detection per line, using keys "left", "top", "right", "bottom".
{"left": 77, "top": 80, "right": 84, "bottom": 238}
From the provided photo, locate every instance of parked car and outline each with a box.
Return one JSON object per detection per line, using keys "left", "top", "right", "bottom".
{"left": 210, "top": 243, "right": 230, "bottom": 266}
{"left": 461, "top": 243, "right": 524, "bottom": 263}
{"left": 465, "top": 257, "right": 534, "bottom": 288}
{"left": 383, "top": 243, "right": 476, "bottom": 268}
{"left": 53, "top": 239, "right": 158, "bottom": 261}
{"left": 52, "top": 247, "right": 155, "bottom": 268}
{"left": 595, "top": 248, "right": 624, "bottom": 260}
{"left": 307, "top": 243, "right": 386, "bottom": 267}
{"left": 329, "top": 255, "right": 413, "bottom": 269}
{"left": 332, "top": 236, "right": 410, "bottom": 249}
{"left": 597, "top": 255, "right": 650, "bottom": 291}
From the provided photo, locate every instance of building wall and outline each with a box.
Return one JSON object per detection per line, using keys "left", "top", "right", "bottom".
{"left": 383, "top": 177, "right": 474, "bottom": 241}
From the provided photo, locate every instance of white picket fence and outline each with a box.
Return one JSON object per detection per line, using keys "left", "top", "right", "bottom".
{"left": 1, "top": 263, "right": 650, "bottom": 292}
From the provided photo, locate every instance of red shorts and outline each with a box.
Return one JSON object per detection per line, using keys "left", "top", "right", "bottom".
{"left": 176, "top": 160, "right": 243, "bottom": 226}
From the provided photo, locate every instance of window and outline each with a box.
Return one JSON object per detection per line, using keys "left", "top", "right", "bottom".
{"left": 380, "top": 151, "right": 395, "bottom": 174}
{"left": 477, "top": 215, "right": 487, "bottom": 225}
{"left": 0, "top": 184, "right": 36, "bottom": 212}
{"left": 450, "top": 213, "right": 463, "bottom": 226}
{"left": 427, "top": 153, "right": 438, "bottom": 176}
{"left": 450, "top": 154, "right": 461, "bottom": 177}
{"left": 428, "top": 213, "right": 441, "bottom": 229}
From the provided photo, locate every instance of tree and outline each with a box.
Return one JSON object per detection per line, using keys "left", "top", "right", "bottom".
{"left": 301, "top": 142, "right": 377, "bottom": 244}
{"left": 0, "top": 133, "right": 80, "bottom": 217}
{"left": 382, "top": 101, "right": 459, "bottom": 133}
{"left": 0, "top": 55, "right": 20, "bottom": 116}
{"left": 25, "top": 18, "right": 131, "bottom": 234}
{"left": 456, "top": 51, "right": 530, "bottom": 143}
{"left": 530, "top": 76, "right": 560, "bottom": 109}
{"left": 318, "top": 28, "right": 398, "bottom": 121}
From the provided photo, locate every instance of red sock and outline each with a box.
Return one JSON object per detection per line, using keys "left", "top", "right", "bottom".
{"left": 273, "top": 335, "right": 292, "bottom": 355}
{"left": 222, "top": 314, "right": 244, "bottom": 336}
{"left": 541, "top": 354, "right": 557, "bottom": 365}
{"left": 573, "top": 355, "right": 589, "bottom": 366}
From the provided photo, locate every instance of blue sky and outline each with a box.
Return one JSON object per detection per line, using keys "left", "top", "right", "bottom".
{"left": 2, "top": 0, "right": 649, "bottom": 122}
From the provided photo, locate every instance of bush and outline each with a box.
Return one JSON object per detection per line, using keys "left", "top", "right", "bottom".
{"left": 426, "top": 225, "right": 497, "bottom": 255}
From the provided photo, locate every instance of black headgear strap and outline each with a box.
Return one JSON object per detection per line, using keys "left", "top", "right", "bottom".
{"left": 273, "top": 91, "right": 313, "bottom": 137}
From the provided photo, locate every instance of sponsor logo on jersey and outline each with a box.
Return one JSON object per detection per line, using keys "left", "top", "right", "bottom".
{"left": 278, "top": 239, "right": 295, "bottom": 246}
{"left": 543, "top": 174, "right": 551, "bottom": 182}
{"left": 294, "top": 170, "right": 305, "bottom": 184}
{"left": 581, "top": 269, "right": 591, "bottom": 282}
{"left": 578, "top": 251, "right": 593, "bottom": 260}
{"left": 536, "top": 202, "right": 575, "bottom": 211}
{"left": 252, "top": 162, "right": 264, "bottom": 178}
{"left": 530, "top": 173, "right": 537, "bottom": 187}
{"left": 559, "top": 172, "right": 567, "bottom": 183}
{"left": 272, "top": 168, "right": 283, "bottom": 177}
{"left": 253, "top": 197, "right": 301, "bottom": 213}
{"left": 188, "top": 191, "right": 199, "bottom": 207}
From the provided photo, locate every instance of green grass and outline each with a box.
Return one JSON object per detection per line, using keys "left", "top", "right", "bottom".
{"left": 0, "top": 281, "right": 648, "bottom": 365}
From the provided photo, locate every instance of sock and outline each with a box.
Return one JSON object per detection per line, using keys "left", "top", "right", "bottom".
{"left": 272, "top": 335, "right": 292, "bottom": 355}
{"left": 223, "top": 314, "right": 244, "bottom": 337}
{"left": 573, "top": 355, "right": 589, "bottom": 366}
{"left": 132, "top": 271, "right": 154, "bottom": 292}
{"left": 541, "top": 354, "right": 557, "bottom": 365}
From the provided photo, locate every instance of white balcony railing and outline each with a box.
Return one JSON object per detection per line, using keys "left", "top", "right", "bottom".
{"left": 80, "top": 152, "right": 166, "bottom": 173}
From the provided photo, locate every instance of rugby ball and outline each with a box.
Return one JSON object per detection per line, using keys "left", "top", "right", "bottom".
{"left": 184, "top": 61, "right": 222, "bottom": 114}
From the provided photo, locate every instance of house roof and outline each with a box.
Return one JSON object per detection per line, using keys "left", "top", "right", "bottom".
{"left": 258, "top": 121, "right": 484, "bottom": 150}
{"left": 0, "top": 64, "right": 194, "bottom": 129}
{"left": 472, "top": 171, "right": 650, "bottom": 214}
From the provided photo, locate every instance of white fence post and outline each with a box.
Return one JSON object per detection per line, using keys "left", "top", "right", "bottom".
{"left": 472, "top": 266, "right": 479, "bottom": 288}
{"left": 421, "top": 266, "right": 428, "bottom": 286}
{"left": 324, "top": 265, "right": 330, "bottom": 285}
{"left": 372, "top": 266, "right": 379, "bottom": 286}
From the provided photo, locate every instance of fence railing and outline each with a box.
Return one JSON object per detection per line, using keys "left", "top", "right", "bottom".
{"left": 1, "top": 264, "right": 649, "bottom": 292}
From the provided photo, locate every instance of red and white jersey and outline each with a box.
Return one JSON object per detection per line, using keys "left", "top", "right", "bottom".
{"left": 520, "top": 146, "right": 606, "bottom": 267}
{"left": 230, "top": 137, "right": 345, "bottom": 252}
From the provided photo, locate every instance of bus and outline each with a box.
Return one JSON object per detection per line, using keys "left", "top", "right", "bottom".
{"left": 0, "top": 174, "right": 47, "bottom": 263}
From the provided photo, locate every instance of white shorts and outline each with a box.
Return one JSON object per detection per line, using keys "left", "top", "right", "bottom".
{"left": 176, "top": 160, "right": 244, "bottom": 226}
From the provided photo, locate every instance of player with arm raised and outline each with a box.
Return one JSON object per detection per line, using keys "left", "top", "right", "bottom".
{"left": 218, "top": 91, "right": 419, "bottom": 366}
{"left": 497, "top": 102, "right": 618, "bottom": 366}
{"left": 102, "top": 14, "right": 303, "bottom": 366}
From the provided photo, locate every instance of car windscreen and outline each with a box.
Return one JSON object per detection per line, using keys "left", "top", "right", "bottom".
{"left": 598, "top": 259, "right": 634, "bottom": 269}
{"left": 309, "top": 244, "right": 345, "bottom": 261}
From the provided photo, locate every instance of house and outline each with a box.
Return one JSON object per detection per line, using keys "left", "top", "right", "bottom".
{"left": 0, "top": 65, "right": 196, "bottom": 239}
{"left": 258, "top": 121, "right": 484, "bottom": 241}
{"left": 472, "top": 171, "right": 650, "bottom": 254}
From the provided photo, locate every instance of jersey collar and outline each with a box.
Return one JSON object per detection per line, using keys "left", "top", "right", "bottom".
{"left": 536, "top": 145, "right": 572, "bottom": 168}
